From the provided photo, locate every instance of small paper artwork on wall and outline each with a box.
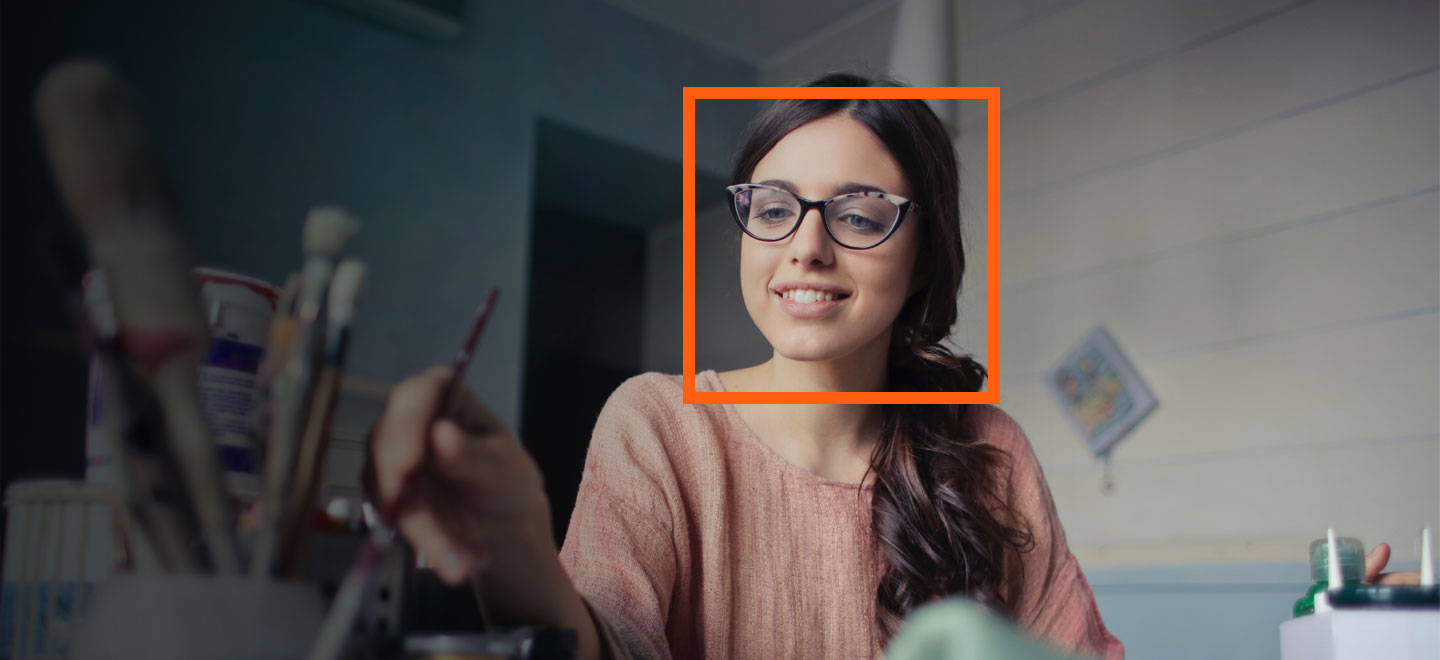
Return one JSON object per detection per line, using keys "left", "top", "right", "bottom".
{"left": 1046, "top": 325, "right": 1157, "bottom": 459}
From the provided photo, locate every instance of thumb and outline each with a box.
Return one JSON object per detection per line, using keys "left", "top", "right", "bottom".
{"left": 1364, "top": 542, "right": 1390, "bottom": 583}
{"left": 432, "top": 419, "right": 469, "bottom": 464}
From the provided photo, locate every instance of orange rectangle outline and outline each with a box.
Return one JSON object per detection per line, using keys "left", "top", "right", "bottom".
{"left": 683, "top": 86, "right": 1000, "bottom": 404}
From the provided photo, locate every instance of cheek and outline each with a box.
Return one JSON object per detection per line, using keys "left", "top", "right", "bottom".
{"left": 737, "top": 240, "right": 770, "bottom": 311}
{"left": 863, "top": 232, "right": 923, "bottom": 307}
{"left": 855, "top": 261, "right": 915, "bottom": 322}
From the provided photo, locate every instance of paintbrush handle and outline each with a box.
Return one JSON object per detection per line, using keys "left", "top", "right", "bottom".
{"left": 254, "top": 256, "right": 344, "bottom": 577}
{"left": 278, "top": 366, "right": 344, "bottom": 577}
{"left": 36, "top": 59, "right": 239, "bottom": 573}
{"left": 251, "top": 371, "right": 306, "bottom": 578}
{"left": 381, "top": 288, "right": 500, "bottom": 525}
{"left": 94, "top": 348, "right": 204, "bottom": 573}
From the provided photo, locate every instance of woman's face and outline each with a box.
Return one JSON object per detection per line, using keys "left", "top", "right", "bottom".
{"left": 739, "top": 114, "right": 923, "bottom": 363}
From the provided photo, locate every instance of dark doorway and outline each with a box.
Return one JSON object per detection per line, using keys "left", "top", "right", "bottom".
{"left": 523, "top": 207, "right": 646, "bottom": 544}
{"left": 522, "top": 119, "right": 683, "bottom": 544}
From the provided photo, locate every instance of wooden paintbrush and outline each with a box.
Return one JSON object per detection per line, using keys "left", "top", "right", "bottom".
{"left": 92, "top": 340, "right": 207, "bottom": 572}
{"left": 246, "top": 273, "right": 299, "bottom": 513}
{"left": 306, "top": 287, "right": 500, "bottom": 660}
{"left": 381, "top": 286, "right": 500, "bottom": 525}
{"left": 279, "top": 259, "right": 367, "bottom": 577}
{"left": 34, "top": 59, "right": 239, "bottom": 573}
{"left": 41, "top": 235, "right": 200, "bottom": 573}
{"left": 252, "top": 207, "right": 359, "bottom": 577}
{"left": 258, "top": 273, "right": 301, "bottom": 388}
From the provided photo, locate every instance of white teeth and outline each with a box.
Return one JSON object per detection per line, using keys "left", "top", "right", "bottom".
{"left": 781, "top": 289, "right": 843, "bottom": 303}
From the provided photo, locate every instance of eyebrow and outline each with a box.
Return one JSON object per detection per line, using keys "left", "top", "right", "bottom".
{"left": 756, "top": 179, "right": 890, "bottom": 197}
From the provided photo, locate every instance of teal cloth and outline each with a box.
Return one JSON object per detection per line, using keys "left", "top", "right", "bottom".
{"left": 885, "top": 598, "right": 1090, "bottom": 660}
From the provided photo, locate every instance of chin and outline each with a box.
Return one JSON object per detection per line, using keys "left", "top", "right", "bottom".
{"left": 768, "top": 333, "right": 850, "bottom": 362}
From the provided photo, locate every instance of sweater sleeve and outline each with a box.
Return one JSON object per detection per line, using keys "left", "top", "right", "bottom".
{"left": 558, "top": 375, "right": 682, "bottom": 660}
{"left": 980, "top": 407, "right": 1125, "bottom": 660}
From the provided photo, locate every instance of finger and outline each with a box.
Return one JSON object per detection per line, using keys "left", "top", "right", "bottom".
{"left": 1365, "top": 543, "right": 1391, "bottom": 583}
{"left": 432, "top": 419, "right": 469, "bottom": 464}
{"left": 1375, "top": 570, "right": 1423, "bottom": 586}
{"left": 370, "top": 366, "right": 452, "bottom": 503}
{"left": 437, "top": 381, "right": 509, "bottom": 436}
{"left": 430, "top": 419, "right": 517, "bottom": 482}
{"left": 430, "top": 419, "right": 496, "bottom": 493}
{"left": 396, "top": 505, "right": 479, "bottom": 585}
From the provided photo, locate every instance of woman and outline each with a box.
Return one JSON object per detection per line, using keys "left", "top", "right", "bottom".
{"left": 370, "top": 72, "right": 1122, "bottom": 660}
{"left": 373, "top": 72, "right": 1422, "bottom": 658}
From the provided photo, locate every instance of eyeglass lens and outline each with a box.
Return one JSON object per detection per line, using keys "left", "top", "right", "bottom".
{"left": 734, "top": 187, "right": 901, "bottom": 249}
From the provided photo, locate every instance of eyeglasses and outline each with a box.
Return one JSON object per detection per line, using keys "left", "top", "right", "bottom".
{"left": 725, "top": 183, "right": 917, "bottom": 250}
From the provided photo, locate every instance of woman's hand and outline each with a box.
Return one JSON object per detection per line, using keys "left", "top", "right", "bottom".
{"left": 368, "top": 366, "right": 551, "bottom": 584}
{"left": 367, "top": 367, "right": 602, "bottom": 659}
{"left": 1364, "top": 542, "right": 1424, "bottom": 586}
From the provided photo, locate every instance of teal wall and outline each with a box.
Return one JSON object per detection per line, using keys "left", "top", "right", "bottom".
{"left": 4, "top": 0, "right": 758, "bottom": 434}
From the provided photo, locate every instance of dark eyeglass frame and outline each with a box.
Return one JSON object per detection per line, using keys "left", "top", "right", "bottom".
{"left": 725, "top": 183, "right": 919, "bottom": 250}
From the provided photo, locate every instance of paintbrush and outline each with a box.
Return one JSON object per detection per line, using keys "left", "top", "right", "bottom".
{"left": 247, "top": 273, "right": 300, "bottom": 501}
{"left": 41, "top": 236, "right": 200, "bottom": 573}
{"left": 34, "top": 59, "right": 239, "bottom": 573}
{"left": 278, "top": 259, "right": 367, "bottom": 577}
{"left": 258, "top": 273, "right": 301, "bottom": 387}
{"left": 381, "top": 286, "right": 500, "bottom": 524}
{"left": 92, "top": 339, "right": 207, "bottom": 572}
{"left": 307, "top": 287, "right": 500, "bottom": 660}
{"left": 252, "top": 207, "right": 359, "bottom": 577}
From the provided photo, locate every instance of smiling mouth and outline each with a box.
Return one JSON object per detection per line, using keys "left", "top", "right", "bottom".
{"left": 774, "top": 289, "right": 851, "bottom": 303}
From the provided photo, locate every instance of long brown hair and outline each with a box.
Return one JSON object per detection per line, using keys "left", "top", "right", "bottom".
{"left": 729, "top": 73, "right": 1034, "bottom": 640}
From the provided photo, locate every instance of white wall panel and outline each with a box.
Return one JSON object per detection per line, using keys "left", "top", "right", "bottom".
{"left": 1002, "top": 71, "right": 1438, "bottom": 285}
{"left": 1000, "top": 0, "right": 1439, "bottom": 196}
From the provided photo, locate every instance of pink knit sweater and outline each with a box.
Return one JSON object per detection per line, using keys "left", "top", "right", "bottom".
{"left": 558, "top": 371, "right": 1124, "bottom": 660}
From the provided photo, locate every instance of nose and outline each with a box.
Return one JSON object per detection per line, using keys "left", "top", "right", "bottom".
{"left": 786, "top": 207, "right": 834, "bottom": 267}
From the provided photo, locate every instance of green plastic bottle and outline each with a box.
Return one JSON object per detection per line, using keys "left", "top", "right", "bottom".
{"left": 1293, "top": 536, "right": 1365, "bottom": 617}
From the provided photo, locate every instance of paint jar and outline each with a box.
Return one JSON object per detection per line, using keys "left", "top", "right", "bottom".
{"left": 0, "top": 480, "right": 117, "bottom": 660}
{"left": 1293, "top": 536, "right": 1366, "bottom": 617}
{"left": 83, "top": 267, "right": 278, "bottom": 500}
{"left": 67, "top": 575, "right": 325, "bottom": 660}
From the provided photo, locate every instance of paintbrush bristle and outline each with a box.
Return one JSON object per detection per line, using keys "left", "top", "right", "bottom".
{"left": 327, "top": 260, "right": 366, "bottom": 330}
{"left": 303, "top": 206, "right": 358, "bottom": 259}
{"left": 34, "top": 59, "right": 168, "bottom": 229}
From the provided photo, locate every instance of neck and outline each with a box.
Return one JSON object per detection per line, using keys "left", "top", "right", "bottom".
{"left": 736, "top": 333, "right": 893, "bottom": 480}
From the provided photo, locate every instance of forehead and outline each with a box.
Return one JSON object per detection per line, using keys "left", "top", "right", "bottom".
{"left": 750, "top": 114, "right": 909, "bottom": 199}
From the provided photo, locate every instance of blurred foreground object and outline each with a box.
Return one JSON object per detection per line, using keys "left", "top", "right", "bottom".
{"left": 885, "top": 598, "right": 1088, "bottom": 660}
{"left": 1280, "top": 527, "right": 1438, "bottom": 660}
{"left": 1294, "top": 535, "right": 1367, "bottom": 616}
{"left": 35, "top": 57, "right": 239, "bottom": 573}
{"left": 84, "top": 268, "right": 279, "bottom": 500}
{"left": 66, "top": 575, "right": 326, "bottom": 660}
{"left": 1, "top": 481, "right": 115, "bottom": 659}
{"left": 28, "top": 57, "right": 369, "bottom": 658}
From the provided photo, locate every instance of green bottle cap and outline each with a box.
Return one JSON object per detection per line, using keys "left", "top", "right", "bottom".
{"left": 1309, "top": 536, "right": 1365, "bottom": 583}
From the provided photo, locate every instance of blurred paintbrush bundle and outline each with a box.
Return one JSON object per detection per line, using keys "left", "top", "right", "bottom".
{"left": 34, "top": 58, "right": 368, "bottom": 580}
